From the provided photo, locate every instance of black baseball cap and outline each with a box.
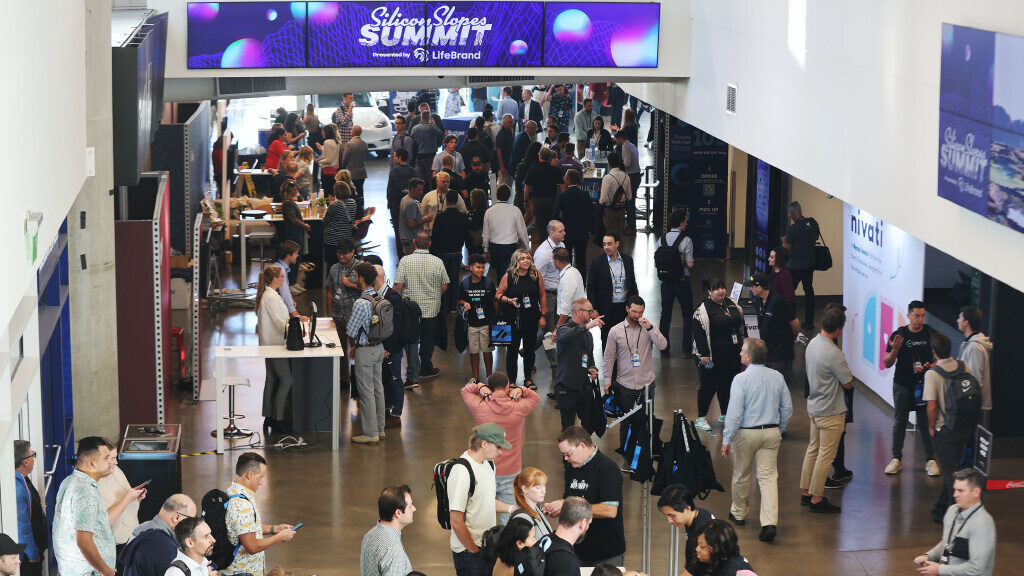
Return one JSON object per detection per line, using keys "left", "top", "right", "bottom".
{"left": 0, "top": 533, "right": 26, "bottom": 555}
{"left": 747, "top": 273, "right": 770, "bottom": 289}
{"left": 471, "top": 156, "right": 483, "bottom": 165}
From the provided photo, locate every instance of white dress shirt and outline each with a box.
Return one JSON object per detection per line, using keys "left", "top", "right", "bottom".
{"left": 257, "top": 288, "right": 290, "bottom": 346}
{"left": 482, "top": 203, "right": 529, "bottom": 251}
{"left": 556, "top": 265, "right": 586, "bottom": 316}
{"left": 534, "top": 238, "right": 564, "bottom": 290}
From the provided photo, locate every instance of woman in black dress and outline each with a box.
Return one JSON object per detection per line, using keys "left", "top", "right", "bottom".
{"left": 495, "top": 249, "right": 548, "bottom": 390}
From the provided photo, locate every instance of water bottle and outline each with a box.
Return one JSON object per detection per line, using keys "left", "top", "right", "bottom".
{"left": 590, "top": 141, "right": 597, "bottom": 162}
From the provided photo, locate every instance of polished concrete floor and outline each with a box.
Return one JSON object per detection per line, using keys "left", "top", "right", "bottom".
{"left": 168, "top": 153, "right": 1024, "bottom": 576}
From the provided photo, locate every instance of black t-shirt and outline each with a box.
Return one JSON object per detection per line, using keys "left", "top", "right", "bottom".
{"left": 685, "top": 508, "right": 715, "bottom": 576}
{"left": 706, "top": 300, "right": 742, "bottom": 352}
{"left": 464, "top": 170, "right": 491, "bottom": 195}
{"left": 504, "top": 273, "right": 542, "bottom": 321}
{"left": 757, "top": 291, "right": 795, "bottom": 362}
{"left": 785, "top": 217, "right": 819, "bottom": 270}
{"left": 494, "top": 128, "right": 515, "bottom": 170}
{"left": 526, "top": 163, "right": 564, "bottom": 199}
{"left": 886, "top": 324, "right": 935, "bottom": 389}
{"left": 460, "top": 276, "right": 495, "bottom": 327}
{"left": 433, "top": 169, "right": 465, "bottom": 194}
{"left": 541, "top": 533, "right": 581, "bottom": 576}
{"left": 460, "top": 140, "right": 490, "bottom": 168}
{"left": 562, "top": 449, "right": 625, "bottom": 562}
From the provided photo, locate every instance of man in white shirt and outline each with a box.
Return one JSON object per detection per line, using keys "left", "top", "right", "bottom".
{"left": 165, "top": 517, "right": 215, "bottom": 576}
{"left": 482, "top": 184, "right": 529, "bottom": 277}
{"left": 553, "top": 248, "right": 586, "bottom": 327}
{"left": 495, "top": 87, "right": 519, "bottom": 133}
{"left": 533, "top": 220, "right": 566, "bottom": 332}
{"left": 657, "top": 209, "right": 695, "bottom": 358}
{"left": 448, "top": 423, "right": 509, "bottom": 576}
{"left": 420, "top": 171, "right": 466, "bottom": 234}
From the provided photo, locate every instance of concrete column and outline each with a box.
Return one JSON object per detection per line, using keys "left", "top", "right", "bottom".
{"left": 68, "top": 0, "right": 119, "bottom": 441}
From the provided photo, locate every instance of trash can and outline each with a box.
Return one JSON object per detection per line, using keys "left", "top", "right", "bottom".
{"left": 118, "top": 424, "right": 182, "bottom": 521}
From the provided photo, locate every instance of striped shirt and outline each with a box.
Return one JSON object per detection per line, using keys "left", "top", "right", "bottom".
{"left": 359, "top": 522, "right": 411, "bottom": 576}
{"left": 395, "top": 250, "right": 449, "bottom": 318}
{"left": 323, "top": 199, "right": 356, "bottom": 246}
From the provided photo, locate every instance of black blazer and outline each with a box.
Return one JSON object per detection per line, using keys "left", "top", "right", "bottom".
{"left": 552, "top": 186, "right": 593, "bottom": 243}
{"left": 520, "top": 100, "right": 544, "bottom": 128}
{"left": 586, "top": 253, "right": 638, "bottom": 315}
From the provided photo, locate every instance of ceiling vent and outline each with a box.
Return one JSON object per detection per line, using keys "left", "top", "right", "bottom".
{"left": 726, "top": 83, "right": 737, "bottom": 115}
{"left": 468, "top": 75, "right": 535, "bottom": 84}
{"left": 216, "top": 76, "right": 287, "bottom": 96}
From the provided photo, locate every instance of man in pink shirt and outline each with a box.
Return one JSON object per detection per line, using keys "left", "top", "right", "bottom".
{"left": 603, "top": 295, "right": 667, "bottom": 450}
{"left": 461, "top": 372, "right": 540, "bottom": 521}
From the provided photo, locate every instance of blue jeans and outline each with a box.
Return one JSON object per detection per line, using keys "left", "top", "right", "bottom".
{"left": 496, "top": 473, "right": 516, "bottom": 524}
{"left": 659, "top": 278, "right": 693, "bottom": 355}
{"left": 383, "top": 343, "right": 405, "bottom": 415}
{"left": 453, "top": 550, "right": 488, "bottom": 576}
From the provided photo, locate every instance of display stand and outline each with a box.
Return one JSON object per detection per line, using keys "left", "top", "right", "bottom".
{"left": 605, "top": 385, "right": 656, "bottom": 574}
{"left": 191, "top": 213, "right": 203, "bottom": 401}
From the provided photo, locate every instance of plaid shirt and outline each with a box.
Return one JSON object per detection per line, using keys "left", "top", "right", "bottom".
{"left": 346, "top": 288, "right": 377, "bottom": 345}
{"left": 333, "top": 108, "right": 354, "bottom": 143}
{"left": 395, "top": 250, "right": 449, "bottom": 318}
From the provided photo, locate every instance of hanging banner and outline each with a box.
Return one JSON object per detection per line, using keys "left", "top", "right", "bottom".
{"left": 841, "top": 204, "right": 926, "bottom": 407}
{"left": 665, "top": 117, "right": 728, "bottom": 258}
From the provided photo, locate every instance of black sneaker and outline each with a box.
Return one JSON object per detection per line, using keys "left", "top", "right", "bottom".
{"left": 832, "top": 469, "right": 854, "bottom": 483}
{"left": 825, "top": 477, "right": 845, "bottom": 489}
{"left": 728, "top": 513, "right": 745, "bottom": 526}
{"left": 800, "top": 494, "right": 812, "bottom": 506}
{"left": 758, "top": 525, "right": 777, "bottom": 543}
{"left": 809, "top": 498, "right": 842, "bottom": 513}
{"left": 421, "top": 368, "right": 440, "bottom": 379}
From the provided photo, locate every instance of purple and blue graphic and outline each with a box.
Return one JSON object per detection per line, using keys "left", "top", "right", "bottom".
{"left": 307, "top": 2, "right": 426, "bottom": 67}
{"left": 752, "top": 159, "right": 772, "bottom": 274}
{"left": 187, "top": 2, "right": 306, "bottom": 69}
{"left": 424, "top": 2, "right": 542, "bottom": 67}
{"left": 938, "top": 24, "right": 1024, "bottom": 234}
{"left": 543, "top": 2, "right": 659, "bottom": 67}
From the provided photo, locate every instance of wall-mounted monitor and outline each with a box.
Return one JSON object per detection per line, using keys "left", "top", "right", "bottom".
{"left": 187, "top": 2, "right": 307, "bottom": 69}
{"left": 542, "top": 2, "right": 660, "bottom": 67}
{"left": 938, "top": 24, "right": 1024, "bottom": 234}
{"left": 186, "top": 1, "right": 660, "bottom": 69}
{"left": 307, "top": 1, "right": 425, "bottom": 68}
{"left": 424, "top": 2, "right": 543, "bottom": 67}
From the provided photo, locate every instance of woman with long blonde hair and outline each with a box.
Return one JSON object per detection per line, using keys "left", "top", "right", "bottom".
{"left": 295, "top": 146, "right": 315, "bottom": 197}
{"left": 255, "top": 266, "right": 293, "bottom": 435}
{"left": 495, "top": 249, "right": 547, "bottom": 389}
{"left": 511, "top": 467, "right": 552, "bottom": 537}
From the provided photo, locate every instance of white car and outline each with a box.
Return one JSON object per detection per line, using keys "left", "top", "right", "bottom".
{"left": 317, "top": 92, "right": 393, "bottom": 153}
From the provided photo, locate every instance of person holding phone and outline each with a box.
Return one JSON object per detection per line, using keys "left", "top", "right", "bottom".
{"left": 914, "top": 468, "right": 995, "bottom": 576}
{"left": 97, "top": 441, "right": 147, "bottom": 557}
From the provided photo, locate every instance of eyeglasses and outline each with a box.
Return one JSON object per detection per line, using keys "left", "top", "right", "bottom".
{"left": 27, "top": 452, "right": 37, "bottom": 459}
{"left": 577, "top": 308, "right": 594, "bottom": 314}
{"left": 561, "top": 444, "right": 580, "bottom": 460}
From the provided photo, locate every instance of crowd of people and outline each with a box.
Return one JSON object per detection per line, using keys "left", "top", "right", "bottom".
{"left": 31, "top": 85, "right": 995, "bottom": 576}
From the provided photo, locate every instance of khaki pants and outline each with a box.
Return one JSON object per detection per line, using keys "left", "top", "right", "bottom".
{"left": 800, "top": 413, "right": 846, "bottom": 497}
{"left": 730, "top": 428, "right": 781, "bottom": 526}
{"left": 603, "top": 207, "right": 626, "bottom": 238}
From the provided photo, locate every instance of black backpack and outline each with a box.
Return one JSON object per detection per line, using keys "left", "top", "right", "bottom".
{"left": 201, "top": 489, "right": 252, "bottom": 571}
{"left": 479, "top": 508, "right": 536, "bottom": 566}
{"left": 398, "top": 296, "right": 422, "bottom": 345}
{"left": 654, "top": 233, "right": 686, "bottom": 281}
{"left": 610, "top": 174, "right": 629, "bottom": 210}
{"left": 930, "top": 361, "right": 982, "bottom": 432}
{"left": 432, "top": 457, "right": 494, "bottom": 529}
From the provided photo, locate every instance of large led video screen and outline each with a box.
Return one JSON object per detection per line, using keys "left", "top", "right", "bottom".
{"left": 187, "top": 2, "right": 307, "bottom": 69}
{"left": 938, "top": 24, "right": 1024, "bottom": 234}
{"left": 542, "top": 2, "right": 659, "bottom": 67}
{"left": 424, "top": 2, "right": 543, "bottom": 67}
{"left": 307, "top": 2, "right": 425, "bottom": 68}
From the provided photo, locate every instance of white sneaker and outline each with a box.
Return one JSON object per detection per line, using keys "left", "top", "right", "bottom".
{"left": 885, "top": 458, "right": 902, "bottom": 475}
{"left": 694, "top": 417, "right": 712, "bottom": 432}
{"left": 926, "top": 459, "right": 941, "bottom": 477}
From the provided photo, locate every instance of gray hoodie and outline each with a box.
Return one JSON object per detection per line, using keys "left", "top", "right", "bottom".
{"left": 958, "top": 333, "right": 994, "bottom": 410}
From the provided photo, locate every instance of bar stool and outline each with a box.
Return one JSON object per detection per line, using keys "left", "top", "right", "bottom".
{"left": 210, "top": 377, "right": 254, "bottom": 439}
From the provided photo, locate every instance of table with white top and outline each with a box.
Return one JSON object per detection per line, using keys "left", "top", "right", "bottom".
{"left": 213, "top": 319, "right": 345, "bottom": 453}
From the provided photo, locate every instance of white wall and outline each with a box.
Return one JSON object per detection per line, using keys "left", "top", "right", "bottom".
{"left": 149, "top": 0, "right": 690, "bottom": 82}
{"left": 0, "top": 0, "right": 87, "bottom": 334}
{"left": 623, "top": 0, "right": 1024, "bottom": 294}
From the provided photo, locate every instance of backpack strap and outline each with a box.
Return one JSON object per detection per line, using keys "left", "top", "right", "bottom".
{"left": 451, "top": 458, "right": 478, "bottom": 498}
{"left": 930, "top": 362, "right": 964, "bottom": 380}
{"left": 170, "top": 560, "right": 191, "bottom": 576}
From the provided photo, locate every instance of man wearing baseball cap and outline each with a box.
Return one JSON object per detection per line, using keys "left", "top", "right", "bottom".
{"left": 0, "top": 533, "right": 27, "bottom": 576}
{"left": 448, "top": 423, "right": 510, "bottom": 576}
{"left": 748, "top": 272, "right": 800, "bottom": 382}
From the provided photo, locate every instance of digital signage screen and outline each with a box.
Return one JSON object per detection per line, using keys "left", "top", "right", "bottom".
{"left": 307, "top": 2, "right": 426, "bottom": 68}
{"left": 542, "top": 2, "right": 659, "bottom": 67}
{"left": 424, "top": 2, "right": 543, "bottom": 67}
{"left": 938, "top": 24, "right": 1024, "bottom": 234}
{"left": 187, "top": 2, "right": 307, "bottom": 69}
